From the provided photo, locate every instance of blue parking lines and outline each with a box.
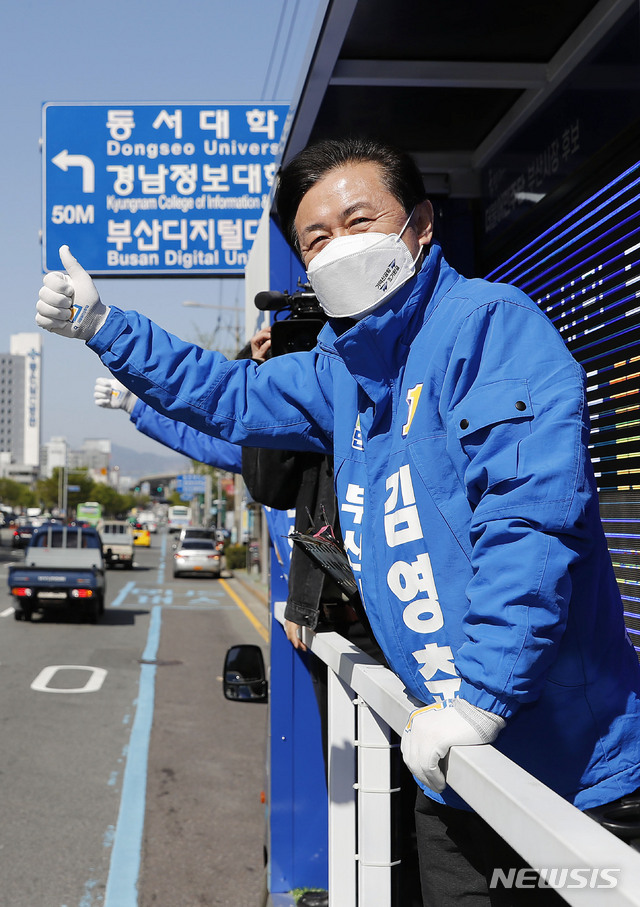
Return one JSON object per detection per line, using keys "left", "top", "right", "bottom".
{"left": 109, "top": 580, "right": 136, "bottom": 608}
{"left": 103, "top": 604, "right": 162, "bottom": 907}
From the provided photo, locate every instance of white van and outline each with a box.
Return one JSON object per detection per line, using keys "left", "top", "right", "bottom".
{"left": 100, "top": 520, "right": 135, "bottom": 569}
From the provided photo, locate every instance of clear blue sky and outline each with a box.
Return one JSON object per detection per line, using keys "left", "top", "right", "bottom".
{"left": 1, "top": 0, "right": 322, "bottom": 455}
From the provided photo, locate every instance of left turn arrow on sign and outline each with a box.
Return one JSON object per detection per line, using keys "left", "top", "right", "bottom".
{"left": 51, "top": 149, "right": 96, "bottom": 193}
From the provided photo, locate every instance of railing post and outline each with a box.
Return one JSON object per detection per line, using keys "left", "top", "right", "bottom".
{"left": 328, "top": 670, "right": 357, "bottom": 906}
{"left": 356, "top": 698, "right": 398, "bottom": 906}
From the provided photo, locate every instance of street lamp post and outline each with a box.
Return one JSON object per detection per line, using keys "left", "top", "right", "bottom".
{"left": 58, "top": 462, "right": 65, "bottom": 516}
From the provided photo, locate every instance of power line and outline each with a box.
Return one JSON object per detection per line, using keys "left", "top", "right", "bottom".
{"left": 273, "top": 0, "right": 302, "bottom": 100}
{"left": 261, "top": 0, "right": 289, "bottom": 100}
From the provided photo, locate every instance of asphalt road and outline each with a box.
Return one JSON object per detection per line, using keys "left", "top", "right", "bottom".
{"left": 0, "top": 527, "right": 269, "bottom": 907}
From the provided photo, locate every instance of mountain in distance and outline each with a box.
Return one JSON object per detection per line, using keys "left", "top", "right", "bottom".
{"left": 111, "top": 443, "right": 192, "bottom": 478}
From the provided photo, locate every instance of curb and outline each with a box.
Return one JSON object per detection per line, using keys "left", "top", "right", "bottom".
{"left": 229, "top": 569, "right": 270, "bottom": 608}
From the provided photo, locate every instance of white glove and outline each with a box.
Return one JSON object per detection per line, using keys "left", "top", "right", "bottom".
{"left": 36, "top": 245, "right": 110, "bottom": 340}
{"left": 94, "top": 377, "right": 137, "bottom": 414}
{"left": 401, "top": 698, "right": 506, "bottom": 793}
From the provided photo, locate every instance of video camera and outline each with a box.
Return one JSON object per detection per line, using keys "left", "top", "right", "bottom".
{"left": 254, "top": 279, "right": 326, "bottom": 357}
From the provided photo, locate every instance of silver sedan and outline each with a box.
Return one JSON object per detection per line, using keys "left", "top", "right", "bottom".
{"left": 172, "top": 539, "right": 222, "bottom": 578}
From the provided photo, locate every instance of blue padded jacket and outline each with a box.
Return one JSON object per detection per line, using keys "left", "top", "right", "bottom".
{"left": 89, "top": 242, "right": 640, "bottom": 808}
{"left": 130, "top": 399, "right": 243, "bottom": 473}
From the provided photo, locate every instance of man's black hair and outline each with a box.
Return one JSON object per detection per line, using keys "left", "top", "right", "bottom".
{"left": 275, "top": 137, "right": 428, "bottom": 251}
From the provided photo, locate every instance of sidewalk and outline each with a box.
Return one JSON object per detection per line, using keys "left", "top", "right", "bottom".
{"left": 230, "top": 566, "right": 270, "bottom": 607}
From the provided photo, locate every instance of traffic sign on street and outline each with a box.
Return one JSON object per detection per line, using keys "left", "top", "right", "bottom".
{"left": 42, "top": 102, "right": 288, "bottom": 275}
{"left": 175, "top": 474, "right": 208, "bottom": 495}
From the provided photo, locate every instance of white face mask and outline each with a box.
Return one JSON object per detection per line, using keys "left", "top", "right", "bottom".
{"left": 306, "top": 210, "right": 420, "bottom": 319}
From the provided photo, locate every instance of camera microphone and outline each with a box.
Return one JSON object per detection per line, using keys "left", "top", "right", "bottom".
{"left": 254, "top": 291, "right": 287, "bottom": 311}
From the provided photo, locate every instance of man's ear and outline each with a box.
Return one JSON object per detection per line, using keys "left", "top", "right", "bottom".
{"left": 415, "top": 199, "right": 434, "bottom": 247}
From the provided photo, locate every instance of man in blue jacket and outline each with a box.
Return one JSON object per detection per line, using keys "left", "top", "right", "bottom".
{"left": 36, "top": 137, "right": 640, "bottom": 904}
{"left": 93, "top": 374, "right": 244, "bottom": 473}
{"left": 91, "top": 326, "right": 275, "bottom": 471}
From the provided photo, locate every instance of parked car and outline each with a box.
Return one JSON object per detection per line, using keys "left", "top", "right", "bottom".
{"left": 173, "top": 539, "right": 222, "bottom": 578}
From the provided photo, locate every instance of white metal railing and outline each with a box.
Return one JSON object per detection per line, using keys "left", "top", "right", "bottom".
{"left": 273, "top": 603, "right": 640, "bottom": 906}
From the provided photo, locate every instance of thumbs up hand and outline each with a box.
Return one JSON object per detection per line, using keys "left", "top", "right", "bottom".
{"left": 94, "top": 377, "right": 137, "bottom": 414}
{"left": 36, "top": 245, "right": 110, "bottom": 340}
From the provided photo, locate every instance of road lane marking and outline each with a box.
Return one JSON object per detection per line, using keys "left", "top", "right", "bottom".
{"left": 156, "top": 531, "right": 167, "bottom": 584}
{"left": 1, "top": 606, "right": 15, "bottom": 617}
{"left": 110, "top": 580, "right": 136, "bottom": 608}
{"left": 31, "top": 665, "right": 107, "bottom": 693}
{"left": 104, "top": 604, "right": 162, "bottom": 907}
{"left": 219, "top": 577, "right": 268, "bottom": 642}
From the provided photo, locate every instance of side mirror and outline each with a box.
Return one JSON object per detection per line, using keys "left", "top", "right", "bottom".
{"left": 223, "top": 644, "right": 268, "bottom": 703}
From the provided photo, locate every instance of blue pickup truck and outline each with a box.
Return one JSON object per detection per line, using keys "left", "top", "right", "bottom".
{"left": 9, "top": 524, "right": 106, "bottom": 623}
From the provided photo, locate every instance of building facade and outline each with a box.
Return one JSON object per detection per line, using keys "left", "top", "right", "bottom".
{"left": 0, "top": 333, "right": 42, "bottom": 478}
{"left": 41, "top": 437, "right": 111, "bottom": 484}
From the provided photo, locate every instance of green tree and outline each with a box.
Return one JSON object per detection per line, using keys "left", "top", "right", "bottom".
{"left": 167, "top": 488, "right": 185, "bottom": 506}
{"left": 35, "top": 468, "right": 64, "bottom": 511}
{"left": 90, "top": 483, "right": 137, "bottom": 517}
{"left": 63, "top": 469, "right": 95, "bottom": 515}
{"left": 34, "top": 468, "right": 94, "bottom": 515}
{"left": 0, "top": 477, "right": 35, "bottom": 509}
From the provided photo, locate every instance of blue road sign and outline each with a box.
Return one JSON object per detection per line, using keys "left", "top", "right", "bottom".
{"left": 176, "top": 474, "right": 207, "bottom": 495}
{"left": 42, "top": 102, "right": 288, "bottom": 276}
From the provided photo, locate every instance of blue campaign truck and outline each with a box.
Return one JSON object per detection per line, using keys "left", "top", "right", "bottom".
{"left": 8, "top": 524, "right": 106, "bottom": 623}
